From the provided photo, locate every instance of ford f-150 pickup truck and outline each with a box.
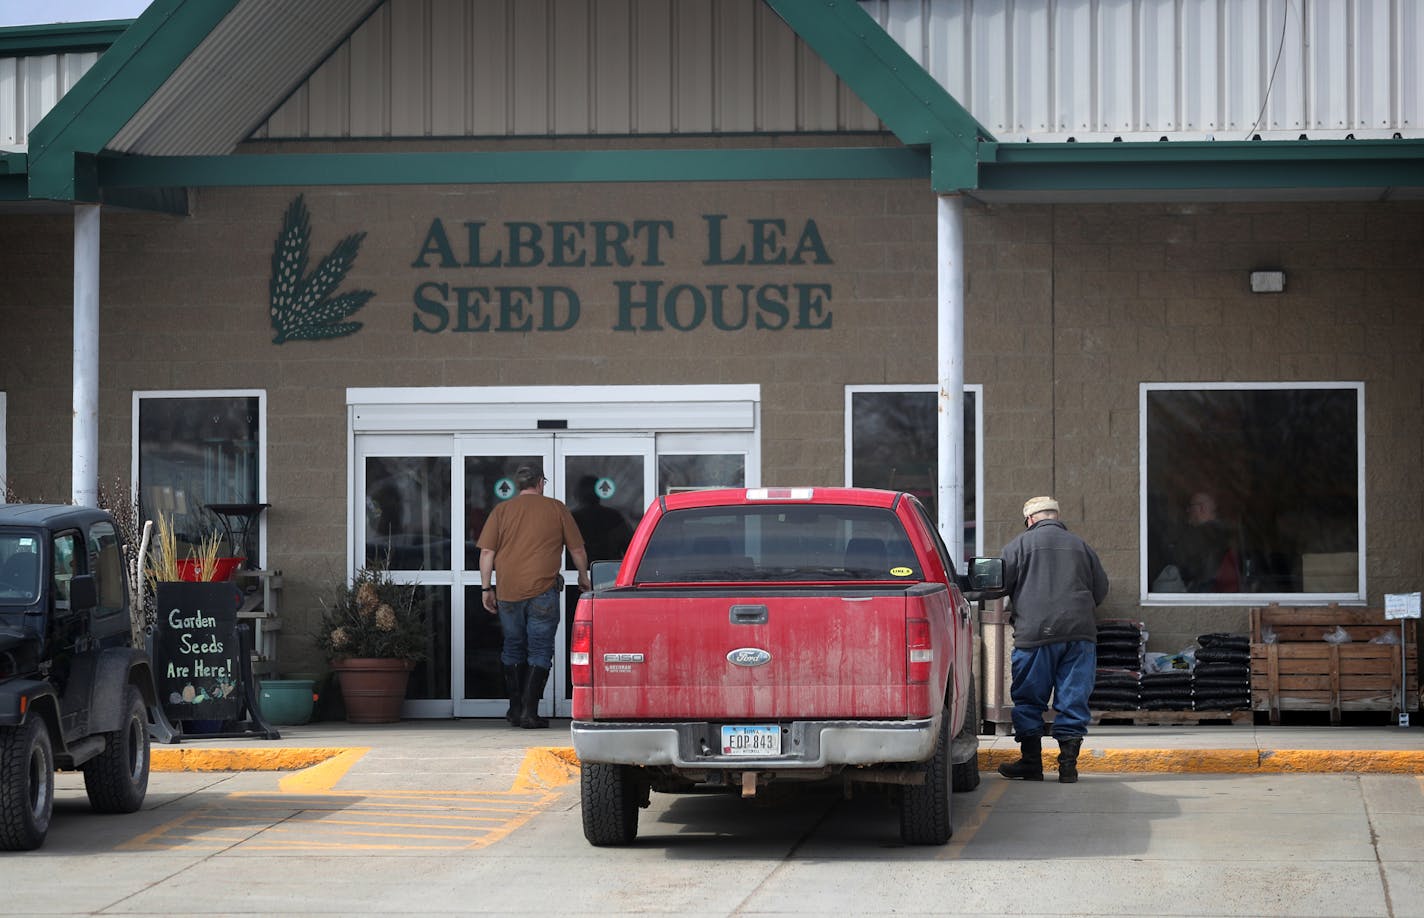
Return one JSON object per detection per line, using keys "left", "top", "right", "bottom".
{"left": 570, "top": 486, "right": 1004, "bottom": 846}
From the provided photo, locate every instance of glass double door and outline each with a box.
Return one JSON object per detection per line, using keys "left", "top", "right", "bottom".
{"left": 359, "top": 433, "right": 652, "bottom": 718}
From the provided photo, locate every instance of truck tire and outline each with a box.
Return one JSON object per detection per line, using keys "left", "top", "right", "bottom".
{"left": 0, "top": 716, "right": 55, "bottom": 851}
{"left": 899, "top": 705, "right": 952, "bottom": 845}
{"left": 82, "top": 685, "right": 150, "bottom": 814}
{"left": 951, "top": 678, "right": 981, "bottom": 792}
{"left": 581, "top": 762, "right": 639, "bottom": 846}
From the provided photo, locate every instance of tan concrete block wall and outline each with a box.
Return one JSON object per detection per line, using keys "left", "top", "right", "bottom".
{"left": 4, "top": 193, "right": 1422, "bottom": 667}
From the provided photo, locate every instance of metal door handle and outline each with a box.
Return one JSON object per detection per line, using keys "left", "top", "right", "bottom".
{"left": 730, "top": 604, "right": 768, "bottom": 625}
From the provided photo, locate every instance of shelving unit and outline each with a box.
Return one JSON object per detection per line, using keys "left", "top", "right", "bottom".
{"left": 235, "top": 568, "right": 281, "bottom": 678}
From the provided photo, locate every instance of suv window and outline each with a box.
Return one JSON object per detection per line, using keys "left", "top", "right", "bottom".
{"left": 52, "top": 532, "right": 82, "bottom": 609}
{"left": 87, "top": 521, "right": 127, "bottom": 618}
{"left": 0, "top": 532, "right": 41, "bottom": 603}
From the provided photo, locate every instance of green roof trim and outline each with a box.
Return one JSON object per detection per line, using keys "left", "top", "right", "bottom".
{"left": 0, "top": 20, "right": 131, "bottom": 55}
{"left": 765, "top": 0, "right": 993, "bottom": 158}
{"left": 96, "top": 147, "right": 931, "bottom": 187}
{"left": 977, "top": 139, "right": 1424, "bottom": 192}
{"left": 1, "top": 152, "right": 26, "bottom": 176}
{"left": 27, "top": 0, "right": 238, "bottom": 202}
{"left": 0, "top": 176, "right": 27, "bottom": 201}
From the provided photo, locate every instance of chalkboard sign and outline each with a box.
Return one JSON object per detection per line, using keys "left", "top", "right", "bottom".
{"left": 154, "top": 582, "right": 244, "bottom": 724}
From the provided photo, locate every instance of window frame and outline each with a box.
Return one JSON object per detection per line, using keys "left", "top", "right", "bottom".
{"left": 131, "top": 389, "right": 268, "bottom": 566}
{"left": 1138, "top": 381, "right": 1366, "bottom": 606}
{"left": 843, "top": 384, "right": 984, "bottom": 560}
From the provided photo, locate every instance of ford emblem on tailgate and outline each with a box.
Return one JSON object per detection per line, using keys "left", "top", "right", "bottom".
{"left": 727, "top": 647, "right": 771, "bottom": 667}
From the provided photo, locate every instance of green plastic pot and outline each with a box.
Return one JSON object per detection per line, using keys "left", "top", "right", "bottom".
{"left": 258, "top": 678, "right": 317, "bottom": 725}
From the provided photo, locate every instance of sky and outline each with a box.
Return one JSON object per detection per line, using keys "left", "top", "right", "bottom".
{"left": 0, "top": 1, "right": 151, "bottom": 27}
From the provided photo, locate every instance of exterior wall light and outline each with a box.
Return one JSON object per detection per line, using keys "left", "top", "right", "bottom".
{"left": 1250, "top": 270, "right": 1286, "bottom": 293}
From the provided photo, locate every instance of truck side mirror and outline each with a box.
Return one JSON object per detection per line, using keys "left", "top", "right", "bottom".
{"left": 68, "top": 574, "right": 98, "bottom": 613}
{"left": 589, "top": 560, "right": 621, "bottom": 592}
{"left": 962, "top": 557, "right": 1008, "bottom": 602}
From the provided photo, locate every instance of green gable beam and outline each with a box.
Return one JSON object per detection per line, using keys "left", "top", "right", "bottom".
{"left": 765, "top": 0, "right": 993, "bottom": 159}
{"left": 977, "top": 139, "right": 1424, "bottom": 193}
{"left": 27, "top": 0, "right": 238, "bottom": 202}
{"left": 97, "top": 148, "right": 931, "bottom": 188}
{"left": 0, "top": 20, "right": 131, "bottom": 55}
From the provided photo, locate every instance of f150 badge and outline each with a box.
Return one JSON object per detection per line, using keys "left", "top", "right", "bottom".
{"left": 727, "top": 648, "right": 772, "bottom": 667}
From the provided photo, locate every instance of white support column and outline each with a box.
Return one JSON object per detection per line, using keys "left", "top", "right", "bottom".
{"left": 73, "top": 204, "right": 100, "bottom": 508}
{"left": 936, "top": 194, "right": 966, "bottom": 565}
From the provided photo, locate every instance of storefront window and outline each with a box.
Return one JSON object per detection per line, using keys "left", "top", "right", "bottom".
{"left": 845, "top": 386, "right": 981, "bottom": 560}
{"left": 135, "top": 392, "right": 264, "bottom": 556}
{"left": 1141, "top": 383, "right": 1364, "bottom": 602}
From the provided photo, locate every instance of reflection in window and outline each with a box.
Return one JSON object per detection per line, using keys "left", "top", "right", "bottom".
{"left": 365, "top": 457, "right": 452, "bottom": 570}
{"left": 408, "top": 585, "right": 450, "bottom": 700}
{"left": 87, "top": 520, "right": 126, "bottom": 616}
{"left": 137, "top": 393, "right": 262, "bottom": 556}
{"left": 1142, "top": 384, "right": 1363, "bottom": 600}
{"left": 658, "top": 454, "right": 745, "bottom": 495}
{"left": 847, "top": 388, "right": 980, "bottom": 560}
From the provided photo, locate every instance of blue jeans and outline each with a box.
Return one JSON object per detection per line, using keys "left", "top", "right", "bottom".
{"left": 1009, "top": 640, "right": 1097, "bottom": 741}
{"left": 497, "top": 586, "right": 560, "bottom": 669}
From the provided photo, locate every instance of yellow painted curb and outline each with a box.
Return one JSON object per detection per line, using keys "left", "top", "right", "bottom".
{"left": 151, "top": 747, "right": 350, "bottom": 772}
{"left": 511, "top": 746, "right": 581, "bottom": 793}
{"left": 980, "top": 747, "right": 1424, "bottom": 774}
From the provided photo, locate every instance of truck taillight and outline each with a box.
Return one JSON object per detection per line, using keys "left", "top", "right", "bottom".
{"left": 907, "top": 617, "right": 931, "bottom": 684}
{"left": 571, "top": 619, "right": 592, "bottom": 686}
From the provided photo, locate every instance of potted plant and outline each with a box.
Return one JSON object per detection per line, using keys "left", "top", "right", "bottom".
{"left": 317, "top": 559, "right": 426, "bottom": 723}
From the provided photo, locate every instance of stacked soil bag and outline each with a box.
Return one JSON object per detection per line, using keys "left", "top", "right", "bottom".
{"left": 1096, "top": 620, "right": 1145, "bottom": 669}
{"left": 1090, "top": 668, "right": 1142, "bottom": 711}
{"left": 1139, "top": 670, "right": 1194, "bottom": 710}
{"left": 1192, "top": 633, "right": 1252, "bottom": 710}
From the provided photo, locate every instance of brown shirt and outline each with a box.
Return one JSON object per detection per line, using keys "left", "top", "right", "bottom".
{"left": 477, "top": 493, "right": 585, "bottom": 601}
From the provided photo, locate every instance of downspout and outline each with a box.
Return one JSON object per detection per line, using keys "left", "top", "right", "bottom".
{"left": 73, "top": 203, "right": 100, "bottom": 507}
{"left": 936, "top": 194, "right": 965, "bottom": 565}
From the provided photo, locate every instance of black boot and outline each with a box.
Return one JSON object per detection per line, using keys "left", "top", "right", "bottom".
{"left": 519, "top": 665, "right": 551, "bottom": 729}
{"left": 503, "top": 664, "right": 526, "bottom": 727}
{"left": 998, "top": 736, "right": 1044, "bottom": 780}
{"left": 1057, "top": 738, "right": 1082, "bottom": 784}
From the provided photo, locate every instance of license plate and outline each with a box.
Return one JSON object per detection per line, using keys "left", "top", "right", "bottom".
{"left": 721, "top": 725, "right": 781, "bottom": 756}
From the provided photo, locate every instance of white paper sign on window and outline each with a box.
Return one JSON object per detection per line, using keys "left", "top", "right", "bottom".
{"left": 1384, "top": 592, "right": 1421, "bottom": 620}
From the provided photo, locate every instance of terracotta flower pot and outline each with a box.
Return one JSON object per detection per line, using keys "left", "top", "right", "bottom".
{"left": 331, "top": 658, "right": 412, "bottom": 724}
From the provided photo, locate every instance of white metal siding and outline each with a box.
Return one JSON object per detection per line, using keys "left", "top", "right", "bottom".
{"left": 253, "top": 0, "right": 883, "bottom": 139}
{"left": 860, "top": 0, "right": 1424, "bottom": 141}
{"left": 0, "top": 50, "right": 100, "bottom": 152}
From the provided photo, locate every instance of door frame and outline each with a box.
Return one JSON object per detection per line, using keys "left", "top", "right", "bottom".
{"left": 346, "top": 385, "right": 761, "bottom": 719}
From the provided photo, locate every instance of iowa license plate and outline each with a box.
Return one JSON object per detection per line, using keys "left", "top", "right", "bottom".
{"left": 721, "top": 725, "right": 781, "bottom": 756}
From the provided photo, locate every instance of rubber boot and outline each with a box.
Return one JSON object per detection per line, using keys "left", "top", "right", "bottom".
{"left": 997, "top": 736, "right": 1044, "bottom": 780}
{"left": 519, "top": 665, "right": 551, "bottom": 729}
{"left": 503, "top": 664, "right": 525, "bottom": 727}
{"left": 1057, "top": 738, "right": 1082, "bottom": 784}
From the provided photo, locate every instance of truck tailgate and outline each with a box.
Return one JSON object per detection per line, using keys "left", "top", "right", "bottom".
{"left": 588, "top": 590, "right": 911, "bottom": 720}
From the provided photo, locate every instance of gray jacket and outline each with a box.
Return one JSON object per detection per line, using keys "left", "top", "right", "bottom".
{"left": 1002, "top": 518, "right": 1109, "bottom": 648}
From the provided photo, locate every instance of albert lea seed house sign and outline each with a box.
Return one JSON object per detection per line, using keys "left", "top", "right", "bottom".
{"left": 267, "top": 195, "right": 837, "bottom": 344}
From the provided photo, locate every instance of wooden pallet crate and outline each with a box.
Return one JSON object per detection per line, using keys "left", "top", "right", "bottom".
{"left": 1250, "top": 605, "right": 1418, "bottom": 725}
{"left": 1092, "top": 709, "right": 1251, "bottom": 727}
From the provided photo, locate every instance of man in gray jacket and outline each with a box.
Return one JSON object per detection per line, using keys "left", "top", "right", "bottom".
{"left": 997, "top": 496, "right": 1109, "bottom": 783}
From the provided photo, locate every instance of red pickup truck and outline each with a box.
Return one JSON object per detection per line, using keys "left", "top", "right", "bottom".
{"left": 570, "top": 486, "right": 1004, "bottom": 846}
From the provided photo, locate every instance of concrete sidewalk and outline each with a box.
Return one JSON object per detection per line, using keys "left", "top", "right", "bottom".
{"left": 150, "top": 719, "right": 1424, "bottom": 791}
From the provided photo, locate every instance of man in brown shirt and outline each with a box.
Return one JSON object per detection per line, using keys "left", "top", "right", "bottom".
{"left": 478, "top": 465, "right": 591, "bottom": 728}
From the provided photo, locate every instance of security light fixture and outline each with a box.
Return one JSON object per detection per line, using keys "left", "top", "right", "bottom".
{"left": 1250, "top": 270, "right": 1286, "bottom": 294}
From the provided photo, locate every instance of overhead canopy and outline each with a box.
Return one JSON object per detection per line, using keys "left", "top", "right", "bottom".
{"left": 6, "top": 0, "right": 1423, "bottom": 205}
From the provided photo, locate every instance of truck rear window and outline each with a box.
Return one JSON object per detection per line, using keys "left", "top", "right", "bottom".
{"left": 634, "top": 505, "right": 921, "bottom": 583}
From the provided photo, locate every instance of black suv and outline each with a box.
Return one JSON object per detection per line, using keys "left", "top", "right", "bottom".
{"left": 0, "top": 504, "right": 157, "bottom": 850}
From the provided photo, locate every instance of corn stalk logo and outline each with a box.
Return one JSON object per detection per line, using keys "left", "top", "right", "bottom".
{"left": 269, "top": 195, "right": 375, "bottom": 343}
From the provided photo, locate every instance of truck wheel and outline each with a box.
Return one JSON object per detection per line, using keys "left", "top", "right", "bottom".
{"left": 951, "top": 678, "right": 981, "bottom": 792}
{"left": 82, "top": 685, "right": 150, "bottom": 814}
{"left": 581, "top": 762, "right": 639, "bottom": 846}
{"left": 0, "top": 716, "right": 55, "bottom": 851}
{"left": 899, "top": 706, "right": 952, "bottom": 845}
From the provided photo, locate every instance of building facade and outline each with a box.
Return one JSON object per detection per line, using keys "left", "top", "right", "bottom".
{"left": 2, "top": 0, "right": 1421, "bottom": 718}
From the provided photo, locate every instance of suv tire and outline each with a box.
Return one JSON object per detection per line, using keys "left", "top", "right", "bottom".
{"left": 0, "top": 716, "right": 55, "bottom": 851}
{"left": 82, "top": 685, "right": 151, "bottom": 814}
